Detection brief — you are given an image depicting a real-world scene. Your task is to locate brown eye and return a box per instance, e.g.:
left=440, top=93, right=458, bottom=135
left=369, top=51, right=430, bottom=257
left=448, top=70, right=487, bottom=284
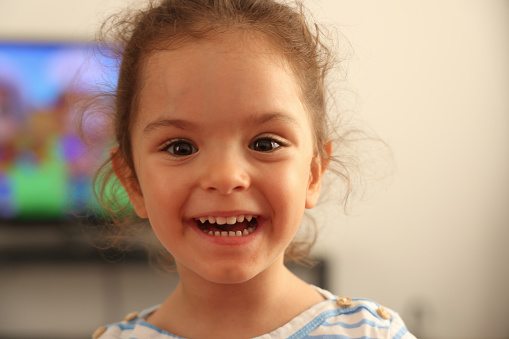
left=250, top=138, right=282, bottom=152
left=163, top=139, right=197, bottom=156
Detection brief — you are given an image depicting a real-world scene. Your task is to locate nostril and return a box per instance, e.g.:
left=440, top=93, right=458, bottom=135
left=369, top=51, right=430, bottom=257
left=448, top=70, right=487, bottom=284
left=200, top=159, right=250, bottom=194
left=203, top=179, right=249, bottom=194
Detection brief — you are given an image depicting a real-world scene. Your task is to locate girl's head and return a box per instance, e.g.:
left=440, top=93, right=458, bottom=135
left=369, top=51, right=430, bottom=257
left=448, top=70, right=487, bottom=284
left=93, top=0, right=352, bottom=269
left=107, top=0, right=334, bottom=175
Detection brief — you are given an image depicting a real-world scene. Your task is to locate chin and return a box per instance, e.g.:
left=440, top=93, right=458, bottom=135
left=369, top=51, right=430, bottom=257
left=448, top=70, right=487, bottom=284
left=197, top=263, right=264, bottom=285
left=209, top=269, right=256, bottom=285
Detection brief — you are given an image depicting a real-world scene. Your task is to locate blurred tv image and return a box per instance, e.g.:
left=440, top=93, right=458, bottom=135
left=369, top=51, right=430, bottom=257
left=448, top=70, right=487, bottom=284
left=0, top=42, right=118, bottom=221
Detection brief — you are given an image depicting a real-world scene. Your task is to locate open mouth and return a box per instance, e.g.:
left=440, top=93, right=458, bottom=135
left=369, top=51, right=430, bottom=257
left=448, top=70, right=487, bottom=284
left=195, top=215, right=258, bottom=237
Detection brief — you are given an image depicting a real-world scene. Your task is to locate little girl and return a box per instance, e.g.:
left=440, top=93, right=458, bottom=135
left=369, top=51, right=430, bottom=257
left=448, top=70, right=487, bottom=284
left=89, top=0, right=415, bottom=338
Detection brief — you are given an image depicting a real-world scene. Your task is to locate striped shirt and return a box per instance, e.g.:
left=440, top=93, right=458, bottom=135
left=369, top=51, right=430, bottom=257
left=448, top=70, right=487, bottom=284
left=94, top=286, right=415, bottom=339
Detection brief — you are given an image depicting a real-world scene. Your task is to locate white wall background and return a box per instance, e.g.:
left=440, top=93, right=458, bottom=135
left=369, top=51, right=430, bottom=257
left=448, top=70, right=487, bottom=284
left=1, top=1, right=508, bottom=338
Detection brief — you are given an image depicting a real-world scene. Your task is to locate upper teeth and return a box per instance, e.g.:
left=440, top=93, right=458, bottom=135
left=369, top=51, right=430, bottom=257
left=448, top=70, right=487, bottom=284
left=198, top=215, right=254, bottom=225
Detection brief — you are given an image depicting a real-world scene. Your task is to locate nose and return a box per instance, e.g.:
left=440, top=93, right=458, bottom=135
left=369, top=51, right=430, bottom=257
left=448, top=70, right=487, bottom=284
left=199, top=150, right=250, bottom=195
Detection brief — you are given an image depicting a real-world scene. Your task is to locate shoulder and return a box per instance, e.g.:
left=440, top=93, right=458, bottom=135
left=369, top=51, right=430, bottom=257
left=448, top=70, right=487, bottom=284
left=91, top=306, right=182, bottom=339
left=271, top=286, right=416, bottom=339
left=91, top=289, right=416, bottom=339
left=322, top=296, right=415, bottom=339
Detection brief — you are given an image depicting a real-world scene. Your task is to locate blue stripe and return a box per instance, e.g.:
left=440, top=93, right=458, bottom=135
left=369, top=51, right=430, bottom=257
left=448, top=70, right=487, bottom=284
left=107, top=323, right=135, bottom=331
left=288, top=306, right=390, bottom=339
left=392, top=326, right=408, bottom=339
left=351, top=298, right=379, bottom=304
left=323, top=318, right=390, bottom=330
left=340, top=305, right=388, bottom=320
left=137, top=321, right=185, bottom=338
left=305, top=335, right=379, bottom=339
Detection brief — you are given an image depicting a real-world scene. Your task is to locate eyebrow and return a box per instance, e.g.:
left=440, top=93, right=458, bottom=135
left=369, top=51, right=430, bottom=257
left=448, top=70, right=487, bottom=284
left=142, top=111, right=299, bottom=135
left=143, top=118, right=198, bottom=134
left=250, top=112, right=300, bottom=128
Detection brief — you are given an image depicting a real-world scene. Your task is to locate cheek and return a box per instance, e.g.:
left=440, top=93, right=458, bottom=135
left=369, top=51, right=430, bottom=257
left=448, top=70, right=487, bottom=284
left=140, top=171, right=191, bottom=253
left=137, top=164, right=188, bottom=219
left=263, top=158, right=311, bottom=210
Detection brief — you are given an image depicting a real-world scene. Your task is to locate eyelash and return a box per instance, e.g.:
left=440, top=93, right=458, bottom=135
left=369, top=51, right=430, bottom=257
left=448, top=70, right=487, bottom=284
left=249, top=135, right=287, bottom=153
left=160, top=138, right=197, bottom=157
left=159, top=135, right=287, bottom=157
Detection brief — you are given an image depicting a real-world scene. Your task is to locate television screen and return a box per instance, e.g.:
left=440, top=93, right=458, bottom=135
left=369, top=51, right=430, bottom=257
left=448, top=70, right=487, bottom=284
left=0, top=41, right=118, bottom=221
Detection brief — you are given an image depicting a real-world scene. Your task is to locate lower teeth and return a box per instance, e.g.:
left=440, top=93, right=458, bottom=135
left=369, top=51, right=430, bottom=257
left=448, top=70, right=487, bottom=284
left=203, top=227, right=256, bottom=237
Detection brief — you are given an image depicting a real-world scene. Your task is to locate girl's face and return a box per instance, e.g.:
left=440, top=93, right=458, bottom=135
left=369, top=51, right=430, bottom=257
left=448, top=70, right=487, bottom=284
left=116, top=34, right=325, bottom=284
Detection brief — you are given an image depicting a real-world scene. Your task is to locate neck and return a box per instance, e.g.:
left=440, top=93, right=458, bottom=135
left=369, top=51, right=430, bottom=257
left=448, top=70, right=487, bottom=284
left=179, top=256, right=288, bottom=314
left=149, top=257, right=323, bottom=339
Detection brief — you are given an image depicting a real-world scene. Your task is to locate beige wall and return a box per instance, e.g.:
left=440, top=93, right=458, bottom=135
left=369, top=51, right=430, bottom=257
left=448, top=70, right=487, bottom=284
left=306, top=1, right=509, bottom=338
left=1, top=1, right=508, bottom=338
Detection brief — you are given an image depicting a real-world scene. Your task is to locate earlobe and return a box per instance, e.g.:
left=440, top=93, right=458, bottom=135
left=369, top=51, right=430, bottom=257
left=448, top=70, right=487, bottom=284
left=110, top=147, right=148, bottom=218
left=305, top=141, right=332, bottom=209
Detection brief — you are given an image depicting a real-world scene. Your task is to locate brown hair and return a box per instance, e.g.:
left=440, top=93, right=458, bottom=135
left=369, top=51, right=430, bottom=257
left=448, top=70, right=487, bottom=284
left=86, top=0, right=363, bottom=266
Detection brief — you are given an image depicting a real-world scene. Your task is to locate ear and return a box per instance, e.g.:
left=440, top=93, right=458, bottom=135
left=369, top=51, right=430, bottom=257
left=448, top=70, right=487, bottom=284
left=305, top=141, right=332, bottom=209
left=110, top=147, right=148, bottom=218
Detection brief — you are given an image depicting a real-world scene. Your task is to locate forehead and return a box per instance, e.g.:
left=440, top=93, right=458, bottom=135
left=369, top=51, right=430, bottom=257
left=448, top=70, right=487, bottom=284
left=134, top=33, right=309, bottom=127
left=141, top=32, right=294, bottom=91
